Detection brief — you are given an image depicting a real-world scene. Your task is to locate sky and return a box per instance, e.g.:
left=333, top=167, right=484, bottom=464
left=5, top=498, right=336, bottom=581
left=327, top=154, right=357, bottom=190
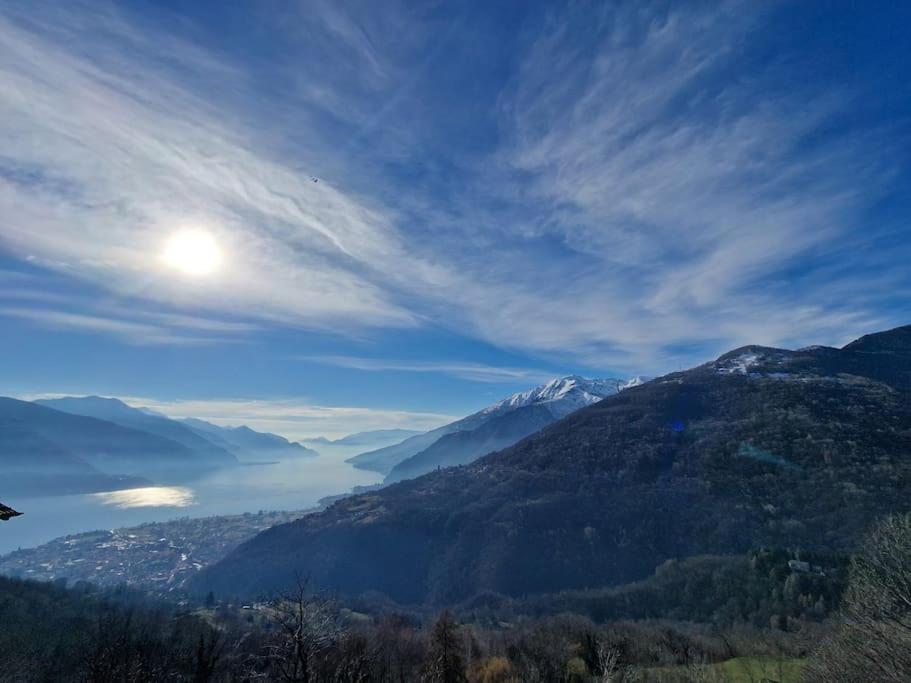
left=1, top=1, right=909, bottom=439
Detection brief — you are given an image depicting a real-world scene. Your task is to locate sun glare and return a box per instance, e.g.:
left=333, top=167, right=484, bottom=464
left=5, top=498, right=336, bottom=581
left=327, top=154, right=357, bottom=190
left=162, top=229, right=222, bottom=276
left=90, top=486, right=195, bottom=509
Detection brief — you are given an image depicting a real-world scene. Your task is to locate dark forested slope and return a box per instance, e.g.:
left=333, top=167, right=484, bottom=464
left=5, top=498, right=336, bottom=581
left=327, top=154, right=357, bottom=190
left=197, top=326, right=911, bottom=605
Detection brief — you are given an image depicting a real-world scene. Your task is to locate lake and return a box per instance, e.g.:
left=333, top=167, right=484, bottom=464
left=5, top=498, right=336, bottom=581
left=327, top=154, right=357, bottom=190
left=0, top=449, right=382, bottom=555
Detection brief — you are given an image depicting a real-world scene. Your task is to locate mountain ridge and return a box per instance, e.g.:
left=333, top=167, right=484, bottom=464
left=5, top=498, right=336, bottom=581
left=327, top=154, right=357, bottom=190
left=384, top=375, right=647, bottom=482
left=32, top=396, right=315, bottom=462
left=195, top=325, right=911, bottom=605
left=36, top=396, right=238, bottom=467
left=303, top=429, right=423, bottom=448
left=182, top=418, right=318, bottom=460
left=0, top=397, right=205, bottom=492
left=348, top=375, right=639, bottom=477
left=1, top=396, right=316, bottom=494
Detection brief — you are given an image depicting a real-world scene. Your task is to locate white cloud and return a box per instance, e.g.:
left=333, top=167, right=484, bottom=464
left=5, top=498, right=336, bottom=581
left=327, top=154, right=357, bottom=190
left=0, top=307, right=235, bottom=346
left=0, top=1, right=905, bottom=375
left=433, top=1, right=901, bottom=369
left=0, top=4, right=427, bottom=332
left=300, top=355, right=560, bottom=383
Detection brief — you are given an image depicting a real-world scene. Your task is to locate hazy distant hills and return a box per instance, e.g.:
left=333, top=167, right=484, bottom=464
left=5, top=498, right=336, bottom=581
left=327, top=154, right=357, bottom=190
left=36, top=396, right=238, bottom=467
left=196, top=325, right=911, bottom=605
left=303, top=429, right=423, bottom=450
left=346, top=376, right=643, bottom=480
left=0, top=397, right=198, bottom=494
left=0, top=414, right=145, bottom=494
left=182, top=418, right=318, bottom=460
left=344, top=427, right=463, bottom=476
left=0, top=419, right=95, bottom=474
left=1, top=396, right=316, bottom=495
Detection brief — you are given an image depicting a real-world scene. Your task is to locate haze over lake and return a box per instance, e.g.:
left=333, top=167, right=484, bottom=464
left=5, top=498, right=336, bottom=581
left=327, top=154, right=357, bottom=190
left=0, top=451, right=380, bottom=555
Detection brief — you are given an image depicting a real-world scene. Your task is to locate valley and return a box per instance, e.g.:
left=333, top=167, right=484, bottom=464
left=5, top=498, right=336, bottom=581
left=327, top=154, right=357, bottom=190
left=0, top=455, right=381, bottom=555
left=196, top=326, right=911, bottom=604
left=2, top=2, right=908, bottom=677
left=2, top=325, right=910, bottom=682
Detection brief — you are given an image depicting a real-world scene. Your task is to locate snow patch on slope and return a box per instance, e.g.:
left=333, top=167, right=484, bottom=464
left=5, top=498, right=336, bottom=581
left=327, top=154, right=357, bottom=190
left=715, top=352, right=763, bottom=375
left=482, top=375, right=647, bottom=420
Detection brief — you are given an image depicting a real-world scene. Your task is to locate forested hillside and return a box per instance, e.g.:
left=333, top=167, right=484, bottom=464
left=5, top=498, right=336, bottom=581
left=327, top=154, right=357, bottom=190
left=197, top=326, right=911, bottom=604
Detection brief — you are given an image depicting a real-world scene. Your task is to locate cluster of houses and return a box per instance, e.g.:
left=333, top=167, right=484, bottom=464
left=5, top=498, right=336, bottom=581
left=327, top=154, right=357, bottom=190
left=788, top=559, right=825, bottom=575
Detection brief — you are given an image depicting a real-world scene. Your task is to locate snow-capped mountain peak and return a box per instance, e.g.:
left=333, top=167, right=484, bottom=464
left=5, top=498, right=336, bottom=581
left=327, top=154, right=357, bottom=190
left=619, top=375, right=651, bottom=390
left=482, top=375, right=645, bottom=420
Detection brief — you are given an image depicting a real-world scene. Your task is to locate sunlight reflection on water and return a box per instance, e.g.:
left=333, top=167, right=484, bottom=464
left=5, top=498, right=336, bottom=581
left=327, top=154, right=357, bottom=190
left=90, top=486, right=196, bottom=509
left=3, top=454, right=384, bottom=554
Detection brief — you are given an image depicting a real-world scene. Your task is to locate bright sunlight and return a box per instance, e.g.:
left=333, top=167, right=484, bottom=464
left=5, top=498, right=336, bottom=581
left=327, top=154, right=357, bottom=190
left=162, top=229, right=222, bottom=276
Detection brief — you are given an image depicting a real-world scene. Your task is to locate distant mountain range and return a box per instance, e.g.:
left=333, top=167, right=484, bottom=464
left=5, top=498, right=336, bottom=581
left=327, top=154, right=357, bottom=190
left=302, top=429, right=423, bottom=449
left=2, top=395, right=315, bottom=495
left=182, top=418, right=318, bottom=460
left=1, top=397, right=193, bottom=494
left=195, top=325, right=911, bottom=605
left=36, top=396, right=238, bottom=467
left=347, top=376, right=646, bottom=482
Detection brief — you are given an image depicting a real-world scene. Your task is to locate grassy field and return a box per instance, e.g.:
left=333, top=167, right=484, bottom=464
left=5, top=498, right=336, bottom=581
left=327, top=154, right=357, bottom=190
left=647, top=656, right=805, bottom=682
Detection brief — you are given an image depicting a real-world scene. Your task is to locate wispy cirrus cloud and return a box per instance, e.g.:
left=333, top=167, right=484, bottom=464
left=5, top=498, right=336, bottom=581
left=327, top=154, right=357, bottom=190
left=429, top=1, right=905, bottom=368
left=299, top=355, right=559, bottom=383
left=0, top=2, right=431, bottom=333
left=0, top=271, right=260, bottom=343
left=0, top=307, right=240, bottom=346
left=0, top=1, right=907, bottom=377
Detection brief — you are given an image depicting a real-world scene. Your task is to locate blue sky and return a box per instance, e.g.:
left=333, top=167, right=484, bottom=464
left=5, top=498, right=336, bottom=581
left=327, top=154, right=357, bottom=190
left=1, top=1, right=909, bottom=438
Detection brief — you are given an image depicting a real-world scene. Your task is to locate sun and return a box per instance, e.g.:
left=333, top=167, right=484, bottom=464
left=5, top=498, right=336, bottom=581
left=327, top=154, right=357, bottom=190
left=162, top=229, right=222, bottom=276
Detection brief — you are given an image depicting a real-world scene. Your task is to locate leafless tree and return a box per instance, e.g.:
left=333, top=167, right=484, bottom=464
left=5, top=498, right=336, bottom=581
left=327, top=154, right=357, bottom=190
left=329, top=632, right=373, bottom=683
left=191, top=631, right=224, bottom=683
left=368, top=614, right=426, bottom=682
left=81, top=609, right=176, bottom=682
left=256, top=574, right=343, bottom=683
left=421, top=611, right=467, bottom=683
left=597, top=641, right=621, bottom=682
left=807, top=513, right=911, bottom=682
